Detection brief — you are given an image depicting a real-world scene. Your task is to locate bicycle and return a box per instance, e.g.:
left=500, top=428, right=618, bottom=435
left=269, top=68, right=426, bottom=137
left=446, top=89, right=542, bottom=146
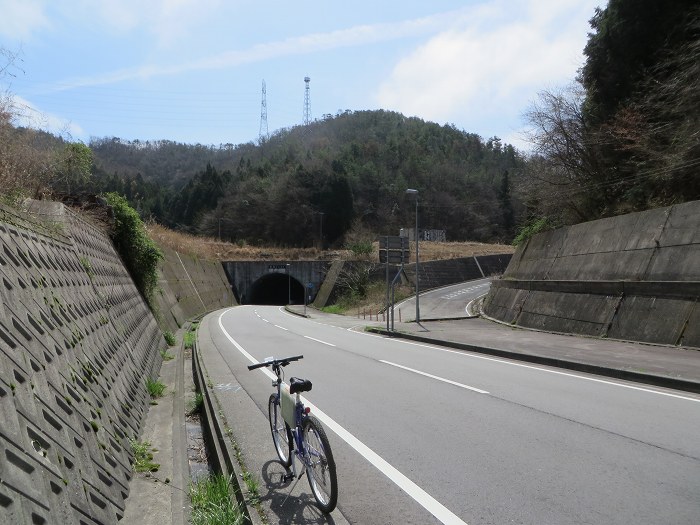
left=247, top=355, right=338, bottom=513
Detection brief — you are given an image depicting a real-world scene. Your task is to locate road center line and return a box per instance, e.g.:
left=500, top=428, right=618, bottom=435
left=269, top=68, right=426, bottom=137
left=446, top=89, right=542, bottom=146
left=217, top=309, right=469, bottom=525
left=274, top=324, right=288, bottom=331
left=380, top=360, right=489, bottom=394
left=304, top=335, right=336, bottom=347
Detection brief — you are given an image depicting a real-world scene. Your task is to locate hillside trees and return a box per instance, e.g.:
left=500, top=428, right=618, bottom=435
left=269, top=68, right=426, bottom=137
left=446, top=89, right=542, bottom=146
left=91, top=110, right=524, bottom=246
left=521, top=0, right=700, bottom=224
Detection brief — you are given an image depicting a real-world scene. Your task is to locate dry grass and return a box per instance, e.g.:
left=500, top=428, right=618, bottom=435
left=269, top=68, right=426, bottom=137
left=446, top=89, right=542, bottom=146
left=145, top=222, right=515, bottom=262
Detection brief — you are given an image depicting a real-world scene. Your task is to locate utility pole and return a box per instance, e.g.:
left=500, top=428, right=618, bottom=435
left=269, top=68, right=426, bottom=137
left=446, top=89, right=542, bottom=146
left=259, top=79, right=269, bottom=142
left=406, top=189, right=420, bottom=323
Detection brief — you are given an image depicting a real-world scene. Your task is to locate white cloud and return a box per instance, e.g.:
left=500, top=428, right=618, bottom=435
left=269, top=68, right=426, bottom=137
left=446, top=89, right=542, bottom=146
left=87, top=0, right=226, bottom=48
left=46, top=8, right=470, bottom=91
left=12, top=94, right=85, bottom=139
left=0, top=0, right=50, bottom=40
left=374, top=0, right=599, bottom=131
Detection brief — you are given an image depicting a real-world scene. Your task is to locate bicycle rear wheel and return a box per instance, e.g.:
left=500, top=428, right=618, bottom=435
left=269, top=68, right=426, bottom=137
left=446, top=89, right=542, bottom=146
left=268, top=394, right=292, bottom=467
left=303, top=416, right=337, bottom=513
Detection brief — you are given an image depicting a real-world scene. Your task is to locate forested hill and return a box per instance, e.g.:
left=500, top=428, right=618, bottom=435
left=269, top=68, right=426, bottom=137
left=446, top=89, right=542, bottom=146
left=90, top=110, right=523, bottom=247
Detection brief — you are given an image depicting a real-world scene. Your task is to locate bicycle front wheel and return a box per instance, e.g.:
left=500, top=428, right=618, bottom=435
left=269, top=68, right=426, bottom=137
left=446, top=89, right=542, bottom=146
left=303, top=416, right=338, bottom=513
left=268, top=394, right=292, bottom=467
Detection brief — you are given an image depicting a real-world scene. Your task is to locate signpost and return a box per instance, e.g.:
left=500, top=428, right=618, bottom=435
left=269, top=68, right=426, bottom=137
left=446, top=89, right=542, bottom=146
left=379, top=236, right=410, bottom=264
left=379, top=236, right=410, bottom=331
left=305, top=282, right=314, bottom=316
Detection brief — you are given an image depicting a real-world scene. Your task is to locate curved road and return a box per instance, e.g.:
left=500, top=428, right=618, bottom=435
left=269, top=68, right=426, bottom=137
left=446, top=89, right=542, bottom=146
left=200, top=302, right=700, bottom=524
left=396, top=278, right=492, bottom=321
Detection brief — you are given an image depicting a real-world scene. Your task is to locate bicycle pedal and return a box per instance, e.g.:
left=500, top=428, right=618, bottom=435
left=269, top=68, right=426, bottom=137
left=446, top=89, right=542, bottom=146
left=282, top=473, right=294, bottom=483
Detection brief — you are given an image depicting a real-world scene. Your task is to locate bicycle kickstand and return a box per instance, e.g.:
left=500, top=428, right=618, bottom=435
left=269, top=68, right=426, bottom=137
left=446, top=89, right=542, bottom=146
left=281, top=466, right=307, bottom=507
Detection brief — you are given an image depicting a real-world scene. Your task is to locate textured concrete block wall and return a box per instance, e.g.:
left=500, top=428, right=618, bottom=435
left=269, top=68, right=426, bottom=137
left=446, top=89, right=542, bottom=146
left=403, top=254, right=512, bottom=291
left=0, top=201, right=164, bottom=524
left=484, top=200, right=700, bottom=347
left=153, top=246, right=235, bottom=332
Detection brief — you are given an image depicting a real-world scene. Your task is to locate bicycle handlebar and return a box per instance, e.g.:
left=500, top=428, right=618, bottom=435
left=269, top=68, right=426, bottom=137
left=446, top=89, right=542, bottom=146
left=247, top=355, right=303, bottom=371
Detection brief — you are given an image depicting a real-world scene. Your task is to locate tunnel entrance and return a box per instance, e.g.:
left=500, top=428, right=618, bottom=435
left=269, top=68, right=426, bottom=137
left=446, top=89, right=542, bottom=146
left=247, top=273, right=306, bottom=305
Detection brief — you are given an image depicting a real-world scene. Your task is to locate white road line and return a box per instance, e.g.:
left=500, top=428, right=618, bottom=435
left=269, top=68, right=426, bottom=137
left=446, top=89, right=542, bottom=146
left=380, top=360, right=489, bottom=394
left=217, top=309, right=469, bottom=525
left=304, top=335, right=336, bottom=347
left=274, top=325, right=288, bottom=331
left=388, top=339, right=700, bottom=403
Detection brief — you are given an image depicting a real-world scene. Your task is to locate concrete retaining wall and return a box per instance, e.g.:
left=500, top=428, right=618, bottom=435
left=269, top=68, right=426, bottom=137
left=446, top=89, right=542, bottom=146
left=0, top=201, right=164, bottom=524
left=0, top=196, right=240, bottom=524
left=153, top=246, right=236, bottom=333
left=403, top=253, right=512, bottom=291
left=483, top=200, right=700, bottom=347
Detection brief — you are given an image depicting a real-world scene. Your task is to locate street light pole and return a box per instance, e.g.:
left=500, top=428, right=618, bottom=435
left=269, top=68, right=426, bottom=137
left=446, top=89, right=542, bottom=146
left=320, top=212, right=324, bottom=249
left=406, top=189, right=420, bottom=323
left=286, top=263, right=291, bottom=305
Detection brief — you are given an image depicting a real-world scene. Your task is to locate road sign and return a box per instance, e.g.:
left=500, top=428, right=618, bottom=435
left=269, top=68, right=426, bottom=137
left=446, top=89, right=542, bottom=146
left=379, top=235, right=410, bottom=264
left=379, top=236, right=409, bottom=250
left=379, top=249, right=411, bottom=264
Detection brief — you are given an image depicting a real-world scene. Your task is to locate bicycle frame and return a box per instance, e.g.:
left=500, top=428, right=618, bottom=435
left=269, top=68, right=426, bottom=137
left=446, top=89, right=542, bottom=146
left=274, top=373, right=312, bottom=479
left=249, top=354, right=337, bottom=513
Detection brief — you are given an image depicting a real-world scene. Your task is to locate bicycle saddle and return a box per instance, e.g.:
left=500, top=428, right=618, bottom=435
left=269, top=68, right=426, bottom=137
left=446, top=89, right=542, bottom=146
left=289, top=377, right=312, bottom=394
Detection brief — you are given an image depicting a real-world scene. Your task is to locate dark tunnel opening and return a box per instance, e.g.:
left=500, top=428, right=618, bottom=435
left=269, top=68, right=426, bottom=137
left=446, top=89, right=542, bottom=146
left=247, top=273, right=307, bottom=305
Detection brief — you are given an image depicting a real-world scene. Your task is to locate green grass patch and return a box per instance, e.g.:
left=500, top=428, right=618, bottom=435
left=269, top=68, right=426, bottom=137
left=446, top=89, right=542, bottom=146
left=163, top=331, right=176, bottom=346
left=130, top=439, right=160, bottom=473
left=241, top=471, right=261, bottom=506
left=189, top=474, right=244, bottom=525
left=146, top=378, right=166, bottom=398
left=187, top=393, right=204, bottom=415
left=320, top=304, right=344, bottom=314
left=184, top=323, right=198, bottom=349
left=160, top=349, right=175, bottom=361
left=512, top=216, right=559, bottom=246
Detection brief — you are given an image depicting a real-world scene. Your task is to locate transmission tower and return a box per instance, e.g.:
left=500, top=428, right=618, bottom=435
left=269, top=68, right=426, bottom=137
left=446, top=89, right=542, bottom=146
left=303, top=76, right=311, bottom=125
left=259, top=79, right=269, bottom=141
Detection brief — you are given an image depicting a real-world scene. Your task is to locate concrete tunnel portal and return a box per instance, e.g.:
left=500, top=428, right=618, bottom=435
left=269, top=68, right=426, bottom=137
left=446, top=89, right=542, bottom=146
left=247, top=272, right=306, bottom=305
left=223, top=261, right=327, bottom=306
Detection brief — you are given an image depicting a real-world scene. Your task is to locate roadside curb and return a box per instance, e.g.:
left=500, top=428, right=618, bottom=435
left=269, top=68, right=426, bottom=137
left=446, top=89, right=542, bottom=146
left=366, top=327, right=700, bottom=394
left=284, top=304, right=310, bottom=317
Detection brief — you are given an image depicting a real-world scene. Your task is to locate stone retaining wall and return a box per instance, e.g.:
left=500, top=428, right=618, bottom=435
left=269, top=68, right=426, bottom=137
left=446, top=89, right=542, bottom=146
left=483, top=200, right=700, bottom=347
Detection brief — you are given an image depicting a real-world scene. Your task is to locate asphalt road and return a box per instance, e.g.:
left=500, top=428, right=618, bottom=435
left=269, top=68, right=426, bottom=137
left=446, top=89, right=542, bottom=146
left=209, top=305, right=700, bottom=524
left=395, top=278, right=492, bottom=321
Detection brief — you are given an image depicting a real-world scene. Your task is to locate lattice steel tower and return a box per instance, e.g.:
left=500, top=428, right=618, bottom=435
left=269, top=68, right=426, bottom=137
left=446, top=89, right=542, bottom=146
left=303, top=76, right=311, bottom=125
left=259, top=79, right=269, bottom=141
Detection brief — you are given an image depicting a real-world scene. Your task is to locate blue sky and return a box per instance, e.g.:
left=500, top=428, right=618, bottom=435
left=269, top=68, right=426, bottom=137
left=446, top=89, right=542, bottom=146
left=1, top=0, right=601, bottom=151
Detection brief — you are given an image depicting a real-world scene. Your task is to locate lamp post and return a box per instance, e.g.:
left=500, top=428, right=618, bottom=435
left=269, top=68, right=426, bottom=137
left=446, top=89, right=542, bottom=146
left=319, top=211, right=324, bottom=249
left=406, top=188, right=420, bottom=323
left=218, top=217, right=234, bottom=242
left=286, top=263, right=291, bottom=305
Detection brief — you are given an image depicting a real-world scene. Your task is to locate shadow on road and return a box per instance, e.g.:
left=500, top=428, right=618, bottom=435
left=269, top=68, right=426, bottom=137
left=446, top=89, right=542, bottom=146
left=260, top=460, right=339, bottom=525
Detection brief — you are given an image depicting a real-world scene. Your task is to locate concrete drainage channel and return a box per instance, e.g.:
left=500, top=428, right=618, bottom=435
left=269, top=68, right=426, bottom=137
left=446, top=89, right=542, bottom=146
left=191, top=331, right=257, bottom=525
left=182, top=332, right=211, bottom=484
